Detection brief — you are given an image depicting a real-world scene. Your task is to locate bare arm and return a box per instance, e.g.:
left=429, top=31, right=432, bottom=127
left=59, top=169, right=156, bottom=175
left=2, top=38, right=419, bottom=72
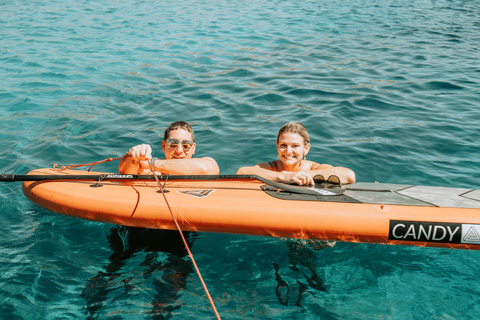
left=236, top=165, right=284, bottom=181
left=149, top=157, right=219, bottom=175
left=118, top=144, right=219, bottom=175
left=236, top=162, right=355, bottom=185
left=120, top=156, right=219, bottom=175
left=118, top=144, right=152, bottom=174
left=118, top=154, right=145, bottom=174
left=308, top=163, right=356, bottom=184
left=236, top=163, right=315, bottom=185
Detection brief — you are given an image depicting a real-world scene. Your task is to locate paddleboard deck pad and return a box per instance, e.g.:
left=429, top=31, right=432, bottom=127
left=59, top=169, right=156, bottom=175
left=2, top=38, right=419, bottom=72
left=21, top=168, right=480, bottom=250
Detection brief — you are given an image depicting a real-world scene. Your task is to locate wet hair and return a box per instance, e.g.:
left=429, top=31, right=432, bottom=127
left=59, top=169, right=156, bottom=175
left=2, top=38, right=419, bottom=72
left=277, top=121, right=310, bottom=145
left=164, top=121, right=195, bottom=141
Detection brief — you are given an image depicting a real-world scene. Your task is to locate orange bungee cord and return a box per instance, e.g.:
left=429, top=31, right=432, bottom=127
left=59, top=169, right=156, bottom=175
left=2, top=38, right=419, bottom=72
left=53, top=157, right=123, bottom=172
left=54, top=157, right=221, bottom=318
left=147, top=159, right=221, bottom=320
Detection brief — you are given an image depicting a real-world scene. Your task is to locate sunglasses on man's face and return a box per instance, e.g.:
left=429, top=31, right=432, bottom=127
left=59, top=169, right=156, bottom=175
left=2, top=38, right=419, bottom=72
left=164, top=139, right=194, bottom=151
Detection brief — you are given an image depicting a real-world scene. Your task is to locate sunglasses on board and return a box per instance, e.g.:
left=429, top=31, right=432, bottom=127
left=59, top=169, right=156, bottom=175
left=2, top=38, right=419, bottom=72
left=163, top=138, right=194, bottom=151
left=314, top=174, right=341, bottom=187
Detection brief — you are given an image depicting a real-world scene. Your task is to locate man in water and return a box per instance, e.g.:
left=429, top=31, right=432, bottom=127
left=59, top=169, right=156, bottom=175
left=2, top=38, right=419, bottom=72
left=83, top=121, right=218, bottom=319
left=119, top=120, right=219, bottom=175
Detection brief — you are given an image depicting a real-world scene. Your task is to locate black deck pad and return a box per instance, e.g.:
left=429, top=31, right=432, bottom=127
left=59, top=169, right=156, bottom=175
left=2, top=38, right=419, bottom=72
left=261, top=186, right=362, bottom=203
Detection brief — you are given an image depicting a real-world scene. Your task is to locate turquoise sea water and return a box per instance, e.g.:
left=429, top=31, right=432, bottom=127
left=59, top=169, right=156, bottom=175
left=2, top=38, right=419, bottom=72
left=1, top=0, right=480, bottom=318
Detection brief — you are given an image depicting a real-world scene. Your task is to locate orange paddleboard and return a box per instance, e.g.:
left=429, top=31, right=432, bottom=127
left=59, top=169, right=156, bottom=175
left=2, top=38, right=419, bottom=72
left=21, top=168, right=480, bottom=250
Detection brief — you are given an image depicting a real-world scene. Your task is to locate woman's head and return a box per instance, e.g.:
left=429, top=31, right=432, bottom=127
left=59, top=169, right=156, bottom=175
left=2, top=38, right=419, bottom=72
left=276, top=122, right=311, bottom=170
left=277, top=121, right=310, bottom=145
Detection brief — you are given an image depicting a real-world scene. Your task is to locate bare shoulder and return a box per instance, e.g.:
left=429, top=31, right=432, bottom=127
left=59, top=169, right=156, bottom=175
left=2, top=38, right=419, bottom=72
left=194, top=157, right=220, bottom=174
left=199, top=157, right=218, bottom=162
left=309, top=161, right=333, bottom=170
left=256, top=160, right=280, bottom=172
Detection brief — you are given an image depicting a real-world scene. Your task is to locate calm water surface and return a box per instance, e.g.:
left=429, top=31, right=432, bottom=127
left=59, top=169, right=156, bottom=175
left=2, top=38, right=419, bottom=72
left=1, top=0, right=480, bottom=319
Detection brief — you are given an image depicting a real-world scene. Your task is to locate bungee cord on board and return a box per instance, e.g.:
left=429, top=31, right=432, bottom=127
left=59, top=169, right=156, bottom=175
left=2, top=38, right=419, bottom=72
left=52, top=156, right=221, bottom=318
left=147, top=159, right=222, bottom=320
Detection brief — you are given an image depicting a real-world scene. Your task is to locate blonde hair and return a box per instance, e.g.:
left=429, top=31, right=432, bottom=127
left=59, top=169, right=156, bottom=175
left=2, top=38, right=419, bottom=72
left=277, top=121, right=310, bottom=144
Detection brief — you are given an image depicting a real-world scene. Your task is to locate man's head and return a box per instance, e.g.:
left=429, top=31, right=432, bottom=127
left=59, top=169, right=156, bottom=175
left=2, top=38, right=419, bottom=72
left=162, top=121, right=196, bottom=159
left=164, top=121, right=195, bottom=142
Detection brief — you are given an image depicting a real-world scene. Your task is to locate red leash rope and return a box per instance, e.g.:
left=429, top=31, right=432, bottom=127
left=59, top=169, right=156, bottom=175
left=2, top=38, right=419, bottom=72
left=53, top=157, right=123, bottom=172
left=55, top=157, right=221, bottom=318
left=148, top=160, right=221, bottom=320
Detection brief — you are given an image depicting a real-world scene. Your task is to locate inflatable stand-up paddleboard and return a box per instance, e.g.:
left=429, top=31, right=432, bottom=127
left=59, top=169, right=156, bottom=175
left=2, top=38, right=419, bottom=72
left=10, top=168, right=480, bottom=250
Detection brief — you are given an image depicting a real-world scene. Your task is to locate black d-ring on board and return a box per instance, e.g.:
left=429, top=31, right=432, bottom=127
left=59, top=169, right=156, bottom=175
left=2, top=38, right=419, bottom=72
left=90, top=174, right=106, bottom=187
left=156, top=174, right=170, bottom=193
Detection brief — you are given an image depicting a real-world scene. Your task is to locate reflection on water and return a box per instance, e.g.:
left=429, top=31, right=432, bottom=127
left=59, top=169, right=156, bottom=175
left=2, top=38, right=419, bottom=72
left=271, top=239, right=340, bottom=319
left=81, top=226, right=196, bottom=319
left=273, top=240, right=334, bottom=306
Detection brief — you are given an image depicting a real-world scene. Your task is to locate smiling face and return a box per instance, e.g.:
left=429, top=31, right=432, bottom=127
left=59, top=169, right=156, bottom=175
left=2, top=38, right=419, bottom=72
left=162, top=128, right=196, bottom=159
left=276, top=132, right=310, bottom=171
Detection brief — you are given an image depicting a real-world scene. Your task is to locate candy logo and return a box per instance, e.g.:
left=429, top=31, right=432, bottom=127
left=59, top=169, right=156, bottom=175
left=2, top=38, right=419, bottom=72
left=389, top=220, right=480, bottom=244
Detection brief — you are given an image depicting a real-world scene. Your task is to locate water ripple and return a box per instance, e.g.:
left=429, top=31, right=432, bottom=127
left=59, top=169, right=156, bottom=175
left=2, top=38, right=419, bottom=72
left=1, top=0, right=480, bottom=318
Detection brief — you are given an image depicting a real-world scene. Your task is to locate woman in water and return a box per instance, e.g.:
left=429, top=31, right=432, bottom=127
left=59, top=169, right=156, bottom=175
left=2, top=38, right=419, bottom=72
left=236, top=121, right=355, bottom=186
